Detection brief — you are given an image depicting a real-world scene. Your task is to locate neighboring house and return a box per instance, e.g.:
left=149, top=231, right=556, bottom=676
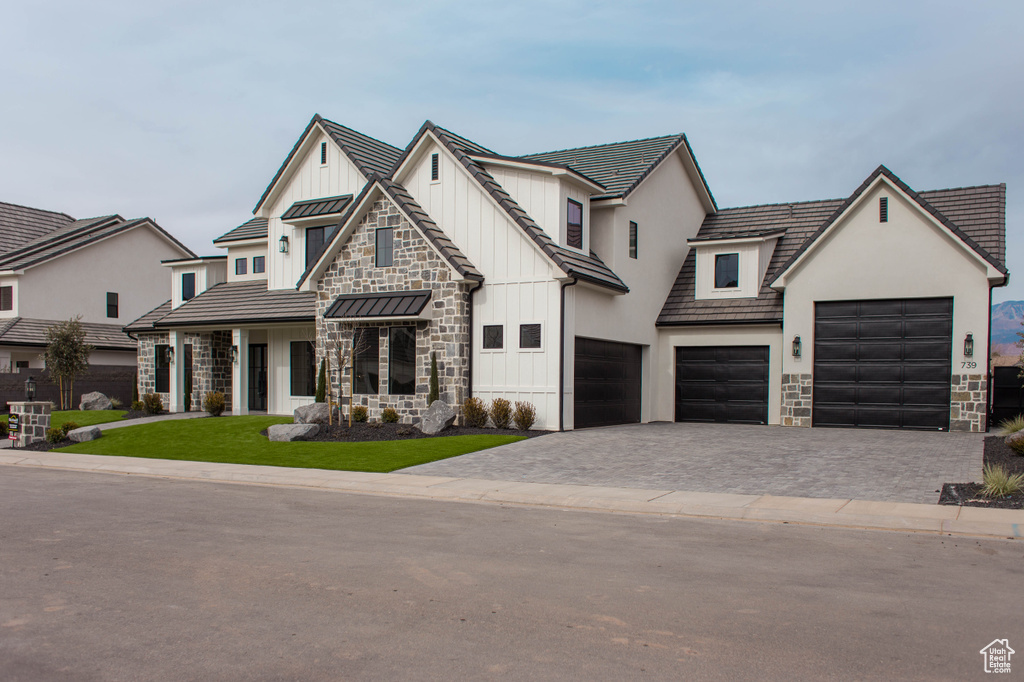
left=0, top=201, right=196, bottom=371
left=127, top=114, right=1007, bottom=432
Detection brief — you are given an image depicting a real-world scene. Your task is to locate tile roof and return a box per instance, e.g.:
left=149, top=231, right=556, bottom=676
left=213, top=217, right=269, bottom=244
left=123, top=300, right=172, bottom=334
left=152, top=281, right=316, bottom=328
left=0, top=317, right=136, bottom=351
left=281, top=195, right=353, bottom=221
left=658, top=170, right=1008, bottom=326
left=0, top=201, right=75, bottom=255
left=325, top=290, right=432, bottom=319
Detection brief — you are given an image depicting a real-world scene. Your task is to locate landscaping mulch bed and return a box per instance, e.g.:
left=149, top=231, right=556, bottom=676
left=939, top=436, right=1024, bottom=509
left=11, top=437, right=73, bottom=452
left=263, top=422, right=551, bottom=443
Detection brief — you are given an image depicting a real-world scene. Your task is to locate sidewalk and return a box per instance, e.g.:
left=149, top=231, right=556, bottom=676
left=1, top=450, right=1021, bottom=540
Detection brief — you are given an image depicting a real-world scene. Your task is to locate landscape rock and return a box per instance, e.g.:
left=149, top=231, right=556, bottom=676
left=418, top=400, right=456, bottom=435
left=293, top=403, right=337, bottom=425
left=68, top=425, right=102, bottom=442
left=268, top=423, right=320, bottom=442
left=1005, top=430, right=1024, bottom=453
left=79, top=392, right=113, bottom=411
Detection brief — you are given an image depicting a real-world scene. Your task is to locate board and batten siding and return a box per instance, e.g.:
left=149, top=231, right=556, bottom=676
left=266, top=131, right=368, bottom=291
left=483, top=166, right=592, bottom=253
left=399, top=141, right=564, bottom=429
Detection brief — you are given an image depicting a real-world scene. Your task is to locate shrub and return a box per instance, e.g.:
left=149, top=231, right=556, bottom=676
left=315, top=359, right=327, bottom=403
left=513, top=401, right=537, bottom=431
left=60, top=421, right=80, bottom=437
left=130, top=400, right=144, bottom=412
left=45, top=427, right=65, bottom=444
left=381, top=407, right=399, bottom=423
left=428, top=352, right=440, bottom=404
left=462, top=397, right=488, bottom=428
left=351, top=405, right=368, bottom=422
left=203, top=391, right=226, bottom=417
left=109, top=397, right=123, bottom=409
left=981, top=464, right=1024, bottom=498
left=490, top=398, right=512, bottom=430
left=998, top=415, right=1024, bottom=436
left=142, top=393, right=163, bottom=415
left=132, top=373, right=139, bottom=404
left=397, top=427, right=414, bottom=436
left=0, top=421, right=7, bottom=438
left=369, top=421, right=383, bottom=429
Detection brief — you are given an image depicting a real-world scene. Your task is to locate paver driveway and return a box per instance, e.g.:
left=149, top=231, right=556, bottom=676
left=404, top=422, right=985, bottom=504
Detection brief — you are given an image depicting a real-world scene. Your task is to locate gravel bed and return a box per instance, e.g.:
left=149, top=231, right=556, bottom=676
left=939, top=435, right=1024, bottom=509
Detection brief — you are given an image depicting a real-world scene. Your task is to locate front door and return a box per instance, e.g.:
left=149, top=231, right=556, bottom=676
left=248, top=344, right=268, bottom=411
left=183, top=344, right=194, bottom=411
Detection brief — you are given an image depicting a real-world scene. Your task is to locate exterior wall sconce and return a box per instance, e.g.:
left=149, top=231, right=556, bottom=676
left=279, top=235, right=289, bottom=253
left=165, top=346, right=175, bottom=364
left=964, top=333, right=974, bottom=357
left=230, top=345, right=239, bottom=364
left=25, top=375, right=36, bottom=400
left=792, top=335, right=802, bottom=358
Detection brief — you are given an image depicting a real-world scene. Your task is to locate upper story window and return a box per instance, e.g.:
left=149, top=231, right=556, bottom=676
left=253, top=256, right=265, bottom=274
left=566, top=199, right=583, bottom=249
left=106, top=292, right=118, bottom=318
left=431, top=153, right=439, bottom=182
left=376, top=227, right=394, bottom=267
left=235, top=258, right=247, bottom=276
left=0, top=286, right=12, bottom=311
left=629, top=221, right=638, bottom=259
left=181, top=273, right=196, bottom=301
left=320, top=141, right=327, bottom=165
left=714, top=253, right=739, bottom=289
left=306, top=226, right=325, bottom=268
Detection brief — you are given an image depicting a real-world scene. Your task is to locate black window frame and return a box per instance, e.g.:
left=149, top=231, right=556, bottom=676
left=306, top=226, right=326, bottom=268
left=235, top=258, right=247, bottom=276
left=375, top=227, right=394, bottom=267
left=181, top=273, right=196, bottom=301
left=106, top=292, right=118, bottom=318
left=252, top=256, right=265, bottom=274
left=388, top=326, right=416, bottom=395
left=155, top=344, right=170, bottom=393
left=353, top=328, right=380, bottom=395
left=519, top=323, right=542, bottom=350
left=431, top=153, right=439, bottom=181
left=1, top=285, right=13, bottom=311
left=629, top=221, right=638, bottom=259
left=714, top=253, right=739, bottom=289
left=289, top=341, right=316, bottom=397
left=482, top=325, right=503, bottom=350
left=566, top=198, right=583, bottom=249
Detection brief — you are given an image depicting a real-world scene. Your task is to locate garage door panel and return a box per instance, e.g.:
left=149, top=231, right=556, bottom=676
left=857, top=386, right=902, bottom=404
left=815, top=320, right=860, bottom=339
left=910, top=342, right=952, bottom=361
left=813, top=385, right=856, bottom=404
left=676, top=346, right=768, bottom=425
left=724, top=364, right=767, bottom=382
left=859, top=320, right=904, bottom=339
left=724, top=346, right=770, bottom=362
left=907, top=298, right=953, bottom=316
left=905, top=318, right=952, bottom=337
left=858, top=343, right=903, bottom=361
left=815, top=364, right=858, bottom=383
left=857, top=363, right=903, bottom=383
left=676, top=402, right=717, bottom=422
left=860, top=300, right=904, bottom=317
left=903, top=386, right=952, bottom=405
left=816, top=343, right=859, bottom=361
left=574, top=338, right=642, bottom=429
left=904, top=364, right=949, bottom=383
left=817, top=301, right=860, bottom=318
left=856, top=407, right=903, bottom=428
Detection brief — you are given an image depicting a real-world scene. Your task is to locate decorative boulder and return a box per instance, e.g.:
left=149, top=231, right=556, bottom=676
left=268, top=423, right=319, bottom=442
left=293, top=403, right=336, bottom=425
left=1006, top=430, right=1024, bottom=453
left=68, top=425, right=102, bottom=442
left=79, top=392, right=113, bottom=411
left=418, top=400, right=456, bottom=435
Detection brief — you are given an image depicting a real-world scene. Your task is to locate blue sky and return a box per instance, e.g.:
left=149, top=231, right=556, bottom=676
left=2, top=1, right=1021, bottom=300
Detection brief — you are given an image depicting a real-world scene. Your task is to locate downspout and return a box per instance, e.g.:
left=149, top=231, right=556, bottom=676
left=986, top=271, right=1009, bottom=432
left=558, top=278, right=579, bottom=432
left=466, top=279, right=483, bottom=400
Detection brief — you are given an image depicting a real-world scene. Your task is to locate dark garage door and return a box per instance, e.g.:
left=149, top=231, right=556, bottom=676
left=813, top=298, right=952, bottom=430
left=675, top=346, right=769, bottom=424
left=574, top=337, right=642, bottom=429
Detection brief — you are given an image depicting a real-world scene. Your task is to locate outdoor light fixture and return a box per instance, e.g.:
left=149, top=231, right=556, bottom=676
left=165, top=346, right=175, bottom=364
left=964, top=333, right=974, bottom=357
left=792, top=335, right=802, bottom=358
left=279, top=235, right=289, bottom=253
left=230, top=345, right=239, bottom=364
left=24, top=376, right=36, bottom=401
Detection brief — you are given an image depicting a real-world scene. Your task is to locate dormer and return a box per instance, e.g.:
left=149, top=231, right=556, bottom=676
left=162, top=257, right=227, bottom=309
left=690, top=230, right=784, bottom=300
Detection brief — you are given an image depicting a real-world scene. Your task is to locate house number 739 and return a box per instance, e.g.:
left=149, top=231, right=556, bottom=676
left=962, top=361, right=977, bottom=369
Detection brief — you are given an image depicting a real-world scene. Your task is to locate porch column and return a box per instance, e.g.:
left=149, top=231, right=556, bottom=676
left=232, top=328, right=249, bottom=415
left=168, top=330, right=185, bottom=413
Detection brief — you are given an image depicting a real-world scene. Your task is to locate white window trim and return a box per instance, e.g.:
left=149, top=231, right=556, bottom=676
left=480, top=323, right=505, bottom=353
left=517, top=322, right=544, bottom=353
left=711, top=252, right=741, bottom=292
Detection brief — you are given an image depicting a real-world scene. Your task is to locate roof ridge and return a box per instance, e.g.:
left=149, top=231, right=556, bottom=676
left=429, top=122, right=498, bottom=155
left=0, top=216, right=125, bottom=266
left=713, top=197, right=848, bottom=212
left=522, top=133, right=684, bottom=158
left=919, top=183, right=1006, bottom=194
left=0, top=200, right=75, bottom=221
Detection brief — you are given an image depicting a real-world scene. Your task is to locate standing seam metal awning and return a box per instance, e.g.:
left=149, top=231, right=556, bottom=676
left=324, top=290, right=432, bottom=319
left=281, top=195, right=353, bottom=221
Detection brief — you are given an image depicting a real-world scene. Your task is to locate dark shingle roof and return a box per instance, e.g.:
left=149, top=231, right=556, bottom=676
left=0, top=201, right=75, bottom=255
left=325, top=290, right=432, bottom=319
left=123, top=300, right=172, bottom=334
left=522, top=134, right=714, bottom=205
left=658, top=169, right=1008, bottom=327
left=213, top=217, right=269, bottom=245
left=281, top=195, right=353, bottom=221
left=0, top=317, right=136, bottom=351
left=153, top=281, right=315, bottom=327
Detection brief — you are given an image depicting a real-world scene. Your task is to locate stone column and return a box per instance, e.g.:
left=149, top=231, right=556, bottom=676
left=8, top=401, right=52, bottom=447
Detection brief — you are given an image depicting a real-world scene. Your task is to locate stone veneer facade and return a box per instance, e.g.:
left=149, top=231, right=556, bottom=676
left=9, top=401, right=51, bottom=446
left=137, top=330, right=233, bottom=410
left=316, top=196, right=471, bottom=424
left=949, top=373, right=987, bottom=432
left=137, top=332, right=170, bottom=404
left=780, top=373, right=813, bottom=427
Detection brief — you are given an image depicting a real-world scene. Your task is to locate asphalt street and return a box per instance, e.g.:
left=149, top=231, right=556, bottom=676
left=1, top=467, right=1021, bottom=681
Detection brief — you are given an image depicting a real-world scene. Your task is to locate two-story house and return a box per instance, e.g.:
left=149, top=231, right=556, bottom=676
left=127, top=114, right=1007, bottom=432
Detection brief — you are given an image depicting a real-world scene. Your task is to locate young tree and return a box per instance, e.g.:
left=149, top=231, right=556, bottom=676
left=428, top=351, right=440, bottom=404
left=43, top=317, right=94, bottom=409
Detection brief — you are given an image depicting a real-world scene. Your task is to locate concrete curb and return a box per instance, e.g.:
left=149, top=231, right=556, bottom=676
left=1, top=451, right=1021, bottom=540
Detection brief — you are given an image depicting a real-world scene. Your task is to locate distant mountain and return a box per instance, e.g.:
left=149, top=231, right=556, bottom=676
left=991, top=300, right=1024, bottom=346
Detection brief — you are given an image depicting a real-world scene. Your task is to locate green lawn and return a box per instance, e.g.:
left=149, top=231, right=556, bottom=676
left=2, top=410, right=128, bottom=429
left=56, top=415, right=524, bottom=473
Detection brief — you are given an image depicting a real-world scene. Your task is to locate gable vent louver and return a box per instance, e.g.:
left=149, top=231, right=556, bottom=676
left=431, top=153, right=439, bottom=181
left=321, top=142, right=327, bottom=165
left=879, top=196, right=888, bottom=223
